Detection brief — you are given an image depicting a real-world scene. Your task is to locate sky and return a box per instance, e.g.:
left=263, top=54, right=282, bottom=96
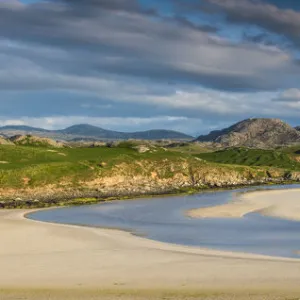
left=2, top=0, right=300, bottom=135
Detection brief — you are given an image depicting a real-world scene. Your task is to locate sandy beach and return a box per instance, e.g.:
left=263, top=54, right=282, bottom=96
left=188, top=188, right=300, bottom=221
left=1, top=189, right=300, bottom=299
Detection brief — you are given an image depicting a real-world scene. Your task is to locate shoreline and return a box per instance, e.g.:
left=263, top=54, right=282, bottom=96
left=25, top=184, right=300, bottom=259
left=2, top=188, right=300, bottom=298
left=23, top=208, right=298, bottom=263
left=0, top=180, right=297, bottom=209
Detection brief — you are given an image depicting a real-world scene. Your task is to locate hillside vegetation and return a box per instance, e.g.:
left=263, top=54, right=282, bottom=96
left=197, top=148, right=300, bottom=170
left=0, top=143, right=292, bottom=208
left=1, top=131, right=300, bottom=208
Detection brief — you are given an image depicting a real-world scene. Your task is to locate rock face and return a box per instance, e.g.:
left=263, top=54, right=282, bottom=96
left=196, top=118, right=300, bottom=148
left=10, top=135, right=64, bottom=148
left=0, top=136, right=14, bottom=146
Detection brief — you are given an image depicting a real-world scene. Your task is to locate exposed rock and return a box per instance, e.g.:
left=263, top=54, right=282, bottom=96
left=10, top=135, right=65, bottom=148
left=196, top=118, right=300, bottom=148
left=0, top=136, right=15, bottom=146
left=134, top=145, right=151, bottom=153
left=98, top=162, right=107, bottom=168
left=286, top=171, right=300, bottom=181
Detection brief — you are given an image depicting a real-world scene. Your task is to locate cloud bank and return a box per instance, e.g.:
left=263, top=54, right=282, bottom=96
left=1, top=0, right=300, bottom=133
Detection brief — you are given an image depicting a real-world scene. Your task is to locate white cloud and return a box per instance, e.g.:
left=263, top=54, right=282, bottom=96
left=0, top=1, right=300, bottom=92
left=273, top=88, right=300, bottom=102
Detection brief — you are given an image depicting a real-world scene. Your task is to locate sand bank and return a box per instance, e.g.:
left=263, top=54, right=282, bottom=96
left=188, top=188, right=300, bottom=221
left=0, top=190, right=300, bottom=298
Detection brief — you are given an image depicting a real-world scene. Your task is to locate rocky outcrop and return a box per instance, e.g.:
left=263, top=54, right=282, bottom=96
left=0, top=136, right=15, bottom=146
left=10, top=135, right=64, bottom=148
left=196, top=118, right=300, bottom=148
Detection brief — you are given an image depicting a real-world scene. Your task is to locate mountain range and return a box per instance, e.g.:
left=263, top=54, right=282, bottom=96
left=0, top=124, right=193, bottom=141
left=2, top=118, right=300, bottom=148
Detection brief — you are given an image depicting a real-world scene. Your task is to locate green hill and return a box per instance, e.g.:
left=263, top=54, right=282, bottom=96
left=196, top=147, right=300, bottom=170
left=0, top=143, right=293, bottom=208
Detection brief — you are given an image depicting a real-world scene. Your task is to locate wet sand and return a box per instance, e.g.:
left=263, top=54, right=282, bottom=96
left=1, top=189, right=300, bottom=299
left=188, top=188, right=300, bottom=221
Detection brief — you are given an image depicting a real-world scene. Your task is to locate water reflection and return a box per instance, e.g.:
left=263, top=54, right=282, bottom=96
left=28, top=185, right=300, bottom=258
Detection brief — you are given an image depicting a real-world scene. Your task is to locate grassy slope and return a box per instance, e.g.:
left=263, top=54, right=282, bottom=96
left=196, top=147, right=300, bottom=170
left=1, top=143, right=299, bottom=207
left=167, top=143, right=213, bottom=154
left=0, top=144, right=195, bottom=188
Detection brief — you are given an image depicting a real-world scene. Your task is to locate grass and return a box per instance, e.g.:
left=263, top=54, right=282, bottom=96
left=168, top=143, right=212, bottom=154
left=0, top=142, right=299, bottom=208
left=196, top=147, right=300, bottom=170
left=0, top=144, right=188, bottom=188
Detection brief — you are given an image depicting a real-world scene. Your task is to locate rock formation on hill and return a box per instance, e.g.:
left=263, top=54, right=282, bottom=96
left=196, top=118, right=300, bottom=148
left=10, top=135, right=64, bottom=148
left=0, top=136, right=14, bottom=146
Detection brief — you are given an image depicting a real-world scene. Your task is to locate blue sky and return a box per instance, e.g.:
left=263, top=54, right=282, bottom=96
left=1, top=0, right=300, bottom=135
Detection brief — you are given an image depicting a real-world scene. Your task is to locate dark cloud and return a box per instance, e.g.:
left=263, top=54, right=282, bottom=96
left=201, top=0, right=300, bottom=47
left=0, top=0, right=299, bottom=92
left=242, top=32, right=290, bottom=47
left=57, top=0, right=141, bottom=12
left=171, top=15, right=219, bottom=33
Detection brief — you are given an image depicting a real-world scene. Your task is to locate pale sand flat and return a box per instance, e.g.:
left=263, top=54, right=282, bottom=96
left=0, top=289, right=299, bottom=300
left=0, top=189, right=300, bottom=298
left=188, top=188, right=300, bottom=221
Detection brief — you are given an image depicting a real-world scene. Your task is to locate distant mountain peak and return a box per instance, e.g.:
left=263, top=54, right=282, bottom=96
left=0, top=125, right=50, bottom=132
left=0, top=124, right=193, bottom=141
left=65, top=124, right=102, bottom=130
left=196, top=118, right=300, bottom=148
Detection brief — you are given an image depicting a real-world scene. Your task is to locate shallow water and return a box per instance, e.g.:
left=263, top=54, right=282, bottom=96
left=28, top=184, right=300, bottom=258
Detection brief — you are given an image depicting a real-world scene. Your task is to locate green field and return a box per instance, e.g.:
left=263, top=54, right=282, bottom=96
left=1, top=143, right=299, bottom=190
left=0, top=144, right=190, bottom=188
left=1, top=141, right=300, bottom=208
left=196, top=147, right=300, bottom=170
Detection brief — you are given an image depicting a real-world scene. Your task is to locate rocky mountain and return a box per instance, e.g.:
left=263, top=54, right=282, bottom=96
left=0, top=124, right=193, bottom=141
left=196, top=118, right=300, bottom=148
